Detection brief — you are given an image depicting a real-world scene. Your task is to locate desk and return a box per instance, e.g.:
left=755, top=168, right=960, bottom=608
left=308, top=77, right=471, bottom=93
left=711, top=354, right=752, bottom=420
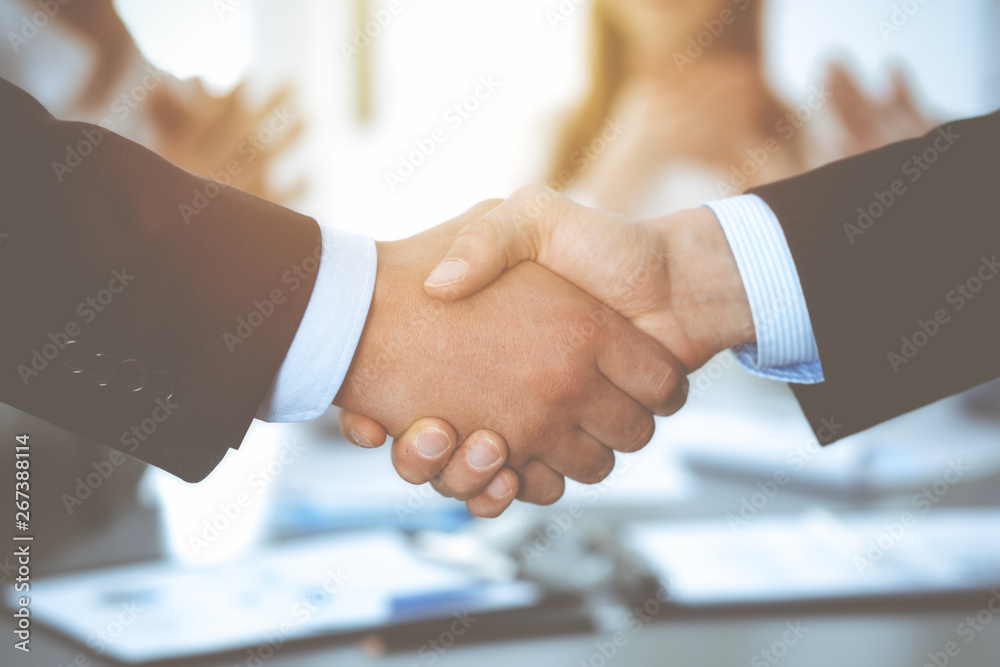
left=5, top=606, right=1000, bottom=666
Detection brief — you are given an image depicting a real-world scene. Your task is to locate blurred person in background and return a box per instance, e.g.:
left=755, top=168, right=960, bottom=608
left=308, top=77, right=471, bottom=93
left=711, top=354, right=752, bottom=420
left=548, top=0, right=938, bottom=217
left=0, top=0, right=305, bottom=202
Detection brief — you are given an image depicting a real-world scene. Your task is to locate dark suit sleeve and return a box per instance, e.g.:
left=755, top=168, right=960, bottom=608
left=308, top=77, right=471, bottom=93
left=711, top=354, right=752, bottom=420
left=0, top=78, right=322, bottom=482
left=748, top=111, right=1000, bottom=443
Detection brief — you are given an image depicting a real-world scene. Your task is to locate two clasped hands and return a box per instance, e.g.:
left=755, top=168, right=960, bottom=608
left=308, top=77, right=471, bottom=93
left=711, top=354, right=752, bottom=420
left=332, top=185, right=756, bottom=517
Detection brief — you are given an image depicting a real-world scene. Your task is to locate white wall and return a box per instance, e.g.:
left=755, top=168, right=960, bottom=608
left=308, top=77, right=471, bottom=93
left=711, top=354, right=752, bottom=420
left=766, top=0, right=1000, bottom=118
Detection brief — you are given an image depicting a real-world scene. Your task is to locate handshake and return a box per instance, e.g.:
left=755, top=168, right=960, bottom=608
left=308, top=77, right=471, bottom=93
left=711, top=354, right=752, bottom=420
left=333, top=185, right=755, bottom=517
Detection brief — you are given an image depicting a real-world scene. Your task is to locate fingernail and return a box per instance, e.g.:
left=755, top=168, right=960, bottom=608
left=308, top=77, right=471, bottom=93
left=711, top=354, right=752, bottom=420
left=415, top=428, right=451, bottom=458
left=350, top=428, right=374, bottom=449
left=425, top=259, right=467, bottom=287
left=486, top=473, right=512, bottom=498
left=468, top=437, right=502, bottom=469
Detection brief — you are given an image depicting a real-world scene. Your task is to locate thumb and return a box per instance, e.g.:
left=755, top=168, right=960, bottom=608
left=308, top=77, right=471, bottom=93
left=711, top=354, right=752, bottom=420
left=424, top=187, right=553, bottom=300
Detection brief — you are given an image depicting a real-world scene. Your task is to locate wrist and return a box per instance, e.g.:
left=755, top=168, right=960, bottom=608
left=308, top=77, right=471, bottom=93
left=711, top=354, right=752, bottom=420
left=650, top=207, right=755, bottom=356
left=334, top=241, right=399, bottom=420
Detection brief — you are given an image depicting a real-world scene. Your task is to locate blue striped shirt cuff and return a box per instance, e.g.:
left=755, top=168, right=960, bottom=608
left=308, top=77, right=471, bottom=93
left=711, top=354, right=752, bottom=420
left=705, top=195, right=824, bottom=384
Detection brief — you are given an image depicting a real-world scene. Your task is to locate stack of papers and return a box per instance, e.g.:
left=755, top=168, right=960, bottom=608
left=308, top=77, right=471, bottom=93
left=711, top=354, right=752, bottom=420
left=10, top=530, right=543, bottom=664
left=624, top=508, right=1000, bottom=606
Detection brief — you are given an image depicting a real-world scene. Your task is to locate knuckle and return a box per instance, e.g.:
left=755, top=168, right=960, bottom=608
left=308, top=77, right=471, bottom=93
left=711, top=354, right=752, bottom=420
left=509, top=184, right=564, bottom=227
left=616, top=411, right=655, bottom=453
left=450, top=489, right=477, bottom=502
left=554, top=309, right=602, bottom=356
left=399, top=464, right=433, bottom=486
left=393, top=443, right=436, bottom=486
left=662, top=378, right=690, bottom=416
left=441, top=473, right=479, bottom=501
left=577, top=455, right=615, bottom=485
left=512, top=183, right=551, bottom=203
left=536, top=366, right=585, bottom=403
left=511, top=420, right=550, bottom=458
left=649, top=365, right=682, bottom=410
left=430, top=477, right=455, bottom=499
left=457, top=219, right=501, bottom=250
left=505, top=446, right=534, bottom=471
left=468, top=502, right=502, bottom=519
left=537, top=484, right=565, bottom=505
left=518, top=465, right=566, bottom=505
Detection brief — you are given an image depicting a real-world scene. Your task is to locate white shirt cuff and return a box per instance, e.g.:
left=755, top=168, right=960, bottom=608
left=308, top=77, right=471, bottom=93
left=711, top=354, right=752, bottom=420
left=256, top=226, right=377, bottom=421
left=704, top=195, right=824, bottom=384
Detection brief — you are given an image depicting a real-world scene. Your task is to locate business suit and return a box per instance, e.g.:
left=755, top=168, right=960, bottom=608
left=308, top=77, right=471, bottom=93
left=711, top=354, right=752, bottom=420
left=749, top=111, right=1000, bottom=442
left=0, top=78, right=319, bottom=482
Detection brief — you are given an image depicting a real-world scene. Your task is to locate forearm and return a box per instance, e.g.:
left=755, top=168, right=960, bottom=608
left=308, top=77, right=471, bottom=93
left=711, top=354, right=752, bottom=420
left=0, top=78, right=320, bottom=481
left=750, top=111, right=1000, bottom=438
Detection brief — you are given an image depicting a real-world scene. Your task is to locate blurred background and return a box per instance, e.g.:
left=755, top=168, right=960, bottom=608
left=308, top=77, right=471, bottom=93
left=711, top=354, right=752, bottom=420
left=2, top=0, right=1000, bottom=665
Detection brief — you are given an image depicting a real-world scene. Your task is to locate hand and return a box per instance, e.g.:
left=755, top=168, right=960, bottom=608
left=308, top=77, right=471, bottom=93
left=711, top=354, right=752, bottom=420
left=147, top=82, right=307, bottom=204
left=334, top=200, right=689, bottom=509
left=423, top=187, right=754, bottom=372
left=340, top=187, right=746, bottom=510
left=54, top=0, right=136, bottom=111
left=340, top=413, right=521, bottom=518
left=825, top=62, right=938, bottom=158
